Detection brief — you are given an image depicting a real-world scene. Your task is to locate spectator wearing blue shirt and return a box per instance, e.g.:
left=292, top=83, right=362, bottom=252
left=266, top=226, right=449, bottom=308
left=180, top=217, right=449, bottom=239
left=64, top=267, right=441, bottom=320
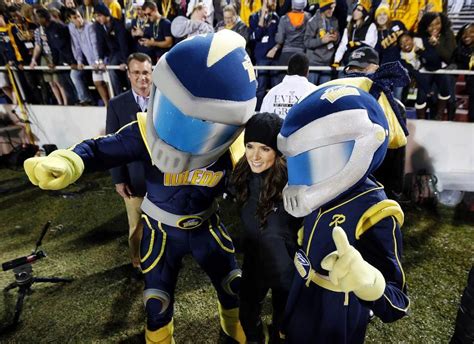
left=249, top=0, right=279, bottom=110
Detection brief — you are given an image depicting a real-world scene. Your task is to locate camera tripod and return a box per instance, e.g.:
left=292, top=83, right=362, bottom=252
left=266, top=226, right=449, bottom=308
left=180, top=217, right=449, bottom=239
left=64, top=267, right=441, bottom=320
left=2, top=221, right=73, bottom=326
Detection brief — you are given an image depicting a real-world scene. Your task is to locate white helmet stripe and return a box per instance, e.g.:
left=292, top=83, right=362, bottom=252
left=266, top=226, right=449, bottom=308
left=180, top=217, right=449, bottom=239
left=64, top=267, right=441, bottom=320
left=278, top=109, right=384, bottom=157
left=153, top=56, right=256, bottom=126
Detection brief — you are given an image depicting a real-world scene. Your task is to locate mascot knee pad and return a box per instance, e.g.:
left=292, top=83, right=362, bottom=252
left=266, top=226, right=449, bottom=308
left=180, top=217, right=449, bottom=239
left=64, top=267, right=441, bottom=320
left=144, top=288, right=171, bottom=319
left=221, top=268, right=242, bottom=296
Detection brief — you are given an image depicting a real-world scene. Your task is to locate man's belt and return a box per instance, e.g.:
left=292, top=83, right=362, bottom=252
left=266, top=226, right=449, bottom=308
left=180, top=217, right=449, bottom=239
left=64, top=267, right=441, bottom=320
left=141, top=196, right=218, bottom=230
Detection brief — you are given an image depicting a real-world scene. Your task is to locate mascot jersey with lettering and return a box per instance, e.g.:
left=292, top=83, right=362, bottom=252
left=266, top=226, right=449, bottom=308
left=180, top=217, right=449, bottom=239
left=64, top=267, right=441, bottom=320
left=23, top=30, right=257, bottom=344
left=278, top=82, right=410, bottom=344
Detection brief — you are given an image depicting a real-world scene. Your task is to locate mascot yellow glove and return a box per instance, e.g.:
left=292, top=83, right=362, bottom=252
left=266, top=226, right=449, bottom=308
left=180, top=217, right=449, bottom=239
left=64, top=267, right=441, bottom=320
left=321, top=226, right=386, bottom=301
left=24, top=149, right=84, bottom=190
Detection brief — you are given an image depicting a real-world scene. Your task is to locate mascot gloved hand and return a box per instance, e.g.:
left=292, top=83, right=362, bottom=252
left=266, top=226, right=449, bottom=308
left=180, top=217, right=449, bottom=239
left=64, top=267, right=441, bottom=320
left=321, top=226, right=386, bottom=301
left=24, top=149, right=84, bottom=190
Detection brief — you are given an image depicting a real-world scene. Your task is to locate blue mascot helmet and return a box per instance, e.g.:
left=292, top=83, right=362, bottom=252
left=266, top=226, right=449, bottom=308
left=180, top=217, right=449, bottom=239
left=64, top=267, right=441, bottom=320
left=145, top=30, right=257, bottom=173
left=278, top=84, right=389, bottom=217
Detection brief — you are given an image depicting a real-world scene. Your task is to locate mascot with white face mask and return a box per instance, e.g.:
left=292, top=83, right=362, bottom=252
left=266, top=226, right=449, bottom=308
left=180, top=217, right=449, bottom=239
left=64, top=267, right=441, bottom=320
left=278, top=81, right=410, bottom=344
left=23, top=30, right=256, bottom=344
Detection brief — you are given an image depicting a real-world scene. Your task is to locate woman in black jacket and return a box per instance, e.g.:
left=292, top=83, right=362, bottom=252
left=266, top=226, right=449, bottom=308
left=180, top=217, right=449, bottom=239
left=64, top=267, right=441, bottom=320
left=416, top=12, right=456, bottom=120
left=231, top=113, right=299, bottom=344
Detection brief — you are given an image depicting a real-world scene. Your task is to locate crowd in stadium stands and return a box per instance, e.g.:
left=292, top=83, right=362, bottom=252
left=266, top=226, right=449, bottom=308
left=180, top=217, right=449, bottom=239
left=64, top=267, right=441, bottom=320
left=0, top=0, right=472, bottom=120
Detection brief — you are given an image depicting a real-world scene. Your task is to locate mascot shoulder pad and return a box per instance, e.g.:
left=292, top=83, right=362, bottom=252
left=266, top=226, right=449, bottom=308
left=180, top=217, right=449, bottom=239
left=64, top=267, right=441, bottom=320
left=355, top=199, right=404, bottom=239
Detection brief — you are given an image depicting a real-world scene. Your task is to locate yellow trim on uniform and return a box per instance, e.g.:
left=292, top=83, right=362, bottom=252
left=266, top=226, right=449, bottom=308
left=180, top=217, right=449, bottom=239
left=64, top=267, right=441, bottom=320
left=229, top=131, right=245, bottom=169
left=305, top=185, right=384, bottom=256
left=391, top=216, right=407, bottom=289
left=213, top=214, right=233, bottom=241
left=137, top=111, right=153, bottom=157
left=116, top=119, right=139, bottom=134
left=141, top=214, right=155, bottom=262
left=217, top=224, right=233, bottom=242
left=209, top=222, right=235, bottom=253
left=141, top=216, right=167, bottom=274
left=306, top=209, right=322, bottom=256
left=355, top=200, right=404, bottom=239
left=383, top=293, right=410, bottom=313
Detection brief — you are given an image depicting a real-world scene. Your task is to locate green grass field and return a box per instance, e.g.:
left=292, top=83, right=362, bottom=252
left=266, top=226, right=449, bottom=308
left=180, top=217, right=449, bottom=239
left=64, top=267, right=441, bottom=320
left=0, top=168, right=472, bottom=343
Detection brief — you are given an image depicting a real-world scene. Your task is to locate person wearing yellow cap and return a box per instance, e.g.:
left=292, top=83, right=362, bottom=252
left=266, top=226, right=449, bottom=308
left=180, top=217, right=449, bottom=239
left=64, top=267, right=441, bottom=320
left=333, top=0, right=376, bottom=67
left=303, top=0, right=339, bottom=85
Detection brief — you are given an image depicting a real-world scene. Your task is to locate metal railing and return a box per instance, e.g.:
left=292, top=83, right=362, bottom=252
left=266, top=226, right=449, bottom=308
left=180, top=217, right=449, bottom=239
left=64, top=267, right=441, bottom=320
left=2, top=64, right=474, bottom=74
left=1, top=64, right=473, bottom=106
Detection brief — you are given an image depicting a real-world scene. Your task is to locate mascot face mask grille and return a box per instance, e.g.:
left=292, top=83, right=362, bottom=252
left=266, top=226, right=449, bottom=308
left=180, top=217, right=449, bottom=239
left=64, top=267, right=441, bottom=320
left=146, top=30, right=257, bottom=173
left=278, top=84, right=389, bottom=218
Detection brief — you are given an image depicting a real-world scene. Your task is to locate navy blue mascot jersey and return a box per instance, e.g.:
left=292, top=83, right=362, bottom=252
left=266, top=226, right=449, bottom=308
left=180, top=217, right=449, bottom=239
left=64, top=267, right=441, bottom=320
left=72, top=120, right=232, bottom=215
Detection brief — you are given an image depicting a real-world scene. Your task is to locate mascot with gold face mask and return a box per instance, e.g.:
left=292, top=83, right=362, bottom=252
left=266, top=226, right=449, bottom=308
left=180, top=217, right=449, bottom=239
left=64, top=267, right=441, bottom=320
left=278, top=76, right=410, bottom=343
left=23, top=30, right=256, bottom=344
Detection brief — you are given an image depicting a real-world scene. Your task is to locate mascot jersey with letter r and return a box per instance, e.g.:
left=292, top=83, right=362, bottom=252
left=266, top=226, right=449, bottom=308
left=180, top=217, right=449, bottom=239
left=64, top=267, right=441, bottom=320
left=23, top=30, right=257, bottom=344
left=278, top=81, right=410, bottom=344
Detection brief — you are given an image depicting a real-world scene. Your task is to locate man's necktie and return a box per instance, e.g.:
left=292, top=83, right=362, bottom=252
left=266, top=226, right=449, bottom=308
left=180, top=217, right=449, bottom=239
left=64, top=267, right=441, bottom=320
left=138, top=96, right=149, bottom=112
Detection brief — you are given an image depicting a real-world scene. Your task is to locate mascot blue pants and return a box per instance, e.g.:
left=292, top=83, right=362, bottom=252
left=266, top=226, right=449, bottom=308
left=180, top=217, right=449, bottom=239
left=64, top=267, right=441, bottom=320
left=140, top=213, right=241, bottom=330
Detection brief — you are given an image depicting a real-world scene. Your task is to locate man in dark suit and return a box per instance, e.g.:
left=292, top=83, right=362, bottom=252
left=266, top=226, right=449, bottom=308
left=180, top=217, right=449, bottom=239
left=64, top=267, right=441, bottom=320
left=105, top=52, right=152, bottom=271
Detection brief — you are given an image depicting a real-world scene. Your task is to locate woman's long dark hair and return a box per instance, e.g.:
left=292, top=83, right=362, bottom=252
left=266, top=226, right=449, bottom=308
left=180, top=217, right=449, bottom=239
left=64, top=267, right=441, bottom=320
left=347, top=7, right=371, bottom=41
left=231, top=153, right=288, bottom=227
left=417, top=12, right=451, bottom=38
